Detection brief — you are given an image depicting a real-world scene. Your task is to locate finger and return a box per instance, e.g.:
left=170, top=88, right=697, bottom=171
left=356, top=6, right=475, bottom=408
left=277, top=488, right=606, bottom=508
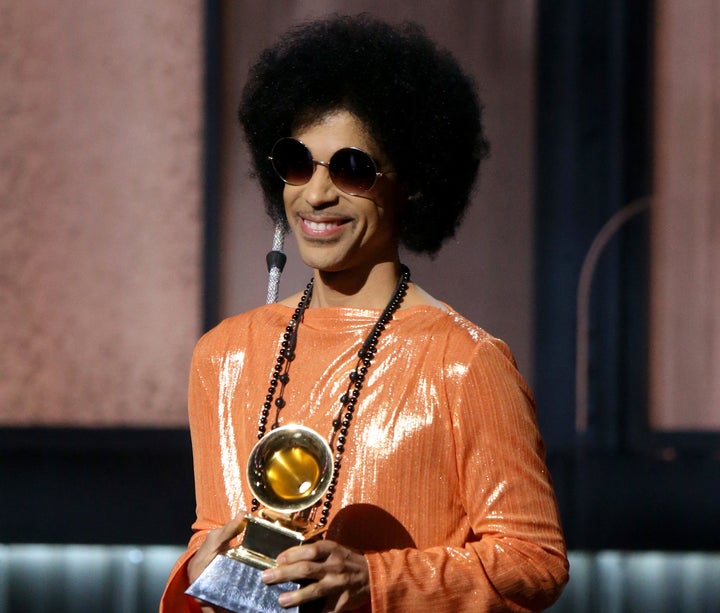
left=188, top=517, right=248, bottom=582
left=261, top=546, right=346, bottom=589
left=263, top=544, right=369, bottom=611
left=262, top=557, right=322, bottom=586
left=276, top=542, right=326, bottom=565
left=276, top=579, right=325, bottom=609
left=202, top=516, right=247, bottom=553
left=273, top=571, right=355, bottom=610
left=215, top=515, right=248, bottom=547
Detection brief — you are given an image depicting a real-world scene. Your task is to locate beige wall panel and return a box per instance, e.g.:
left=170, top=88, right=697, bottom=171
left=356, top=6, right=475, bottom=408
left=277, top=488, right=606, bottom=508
left=650, top=1, right=720, bottom=429
left=218, top=1, right=537, bottom=379
left=0, top=1, right=203, bottom=426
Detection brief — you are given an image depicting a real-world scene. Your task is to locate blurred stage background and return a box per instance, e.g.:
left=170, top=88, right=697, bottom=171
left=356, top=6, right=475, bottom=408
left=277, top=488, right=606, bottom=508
left=1, top=1, right=718, bottom=611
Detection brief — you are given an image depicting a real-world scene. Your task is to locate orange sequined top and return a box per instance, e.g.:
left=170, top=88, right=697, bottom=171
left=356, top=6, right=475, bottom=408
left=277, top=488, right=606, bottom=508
left=161, top=304, right=568, bottom=612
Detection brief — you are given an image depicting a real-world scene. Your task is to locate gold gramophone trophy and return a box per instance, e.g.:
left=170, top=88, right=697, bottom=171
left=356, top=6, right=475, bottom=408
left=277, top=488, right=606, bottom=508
left=186, top=424, right=333, bottom=613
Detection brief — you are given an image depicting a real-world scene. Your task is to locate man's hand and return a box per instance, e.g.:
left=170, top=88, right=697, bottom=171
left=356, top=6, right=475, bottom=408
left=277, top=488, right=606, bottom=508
left=187, top=516, right=247, bottom=613
left=261, top=540, right=370, bottom=612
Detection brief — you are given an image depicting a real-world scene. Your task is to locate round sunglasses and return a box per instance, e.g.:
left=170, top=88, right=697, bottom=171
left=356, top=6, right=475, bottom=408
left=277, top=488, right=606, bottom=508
left=268, top=137, right=390, bottom=196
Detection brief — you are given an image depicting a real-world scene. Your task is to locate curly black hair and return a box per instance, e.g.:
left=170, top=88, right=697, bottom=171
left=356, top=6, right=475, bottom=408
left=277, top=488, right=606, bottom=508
left=239, top=13, right=489, bottom=255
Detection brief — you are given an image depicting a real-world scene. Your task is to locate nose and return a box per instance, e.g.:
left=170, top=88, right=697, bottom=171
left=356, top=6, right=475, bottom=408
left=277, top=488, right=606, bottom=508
left=303, top=161, right=338, bottom=207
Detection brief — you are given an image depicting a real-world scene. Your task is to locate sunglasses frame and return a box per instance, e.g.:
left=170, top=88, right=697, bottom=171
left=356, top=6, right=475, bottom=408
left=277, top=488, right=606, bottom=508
left=268, top=137, right=390, bottom=196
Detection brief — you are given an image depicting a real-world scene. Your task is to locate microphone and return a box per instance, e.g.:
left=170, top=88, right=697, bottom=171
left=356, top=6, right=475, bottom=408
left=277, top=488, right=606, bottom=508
left=265, top=224, right=286, bottom=304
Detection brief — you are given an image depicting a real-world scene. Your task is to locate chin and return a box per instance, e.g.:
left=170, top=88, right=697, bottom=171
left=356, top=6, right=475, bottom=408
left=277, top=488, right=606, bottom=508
left=295, top=244, right=355, bottom=272
left=300, top=258, right=350, bottom=274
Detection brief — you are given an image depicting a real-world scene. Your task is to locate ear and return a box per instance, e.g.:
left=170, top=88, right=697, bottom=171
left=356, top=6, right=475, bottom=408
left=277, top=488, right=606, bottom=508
left=393, top=184, right=417, bottom=220
left=393, top=188, right=422, bottom=243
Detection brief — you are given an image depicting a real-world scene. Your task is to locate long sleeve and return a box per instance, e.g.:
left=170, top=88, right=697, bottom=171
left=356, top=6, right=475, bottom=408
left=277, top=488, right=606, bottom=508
left=160, top=321, right=254, bottom=613
left=363, top=336, right=568, bottom=611
left=159, top=536, right=204, bottom=613
left=160, top=305, right=568, bottom=612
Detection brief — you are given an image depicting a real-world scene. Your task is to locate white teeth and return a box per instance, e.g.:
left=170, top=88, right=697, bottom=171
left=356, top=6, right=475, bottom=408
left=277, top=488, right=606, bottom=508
left=305, top=220, right=339, bottom=231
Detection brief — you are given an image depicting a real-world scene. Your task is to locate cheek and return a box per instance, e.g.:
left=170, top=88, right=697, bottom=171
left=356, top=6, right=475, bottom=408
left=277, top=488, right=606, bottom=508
left=282, top=186, right=299, bottom=214
left=373, top=193, right=402, bottom=232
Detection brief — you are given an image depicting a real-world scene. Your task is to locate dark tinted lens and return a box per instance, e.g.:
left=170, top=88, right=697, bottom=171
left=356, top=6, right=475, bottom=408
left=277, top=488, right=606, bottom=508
left=271, top=138, right=313, bottom=185
left=329, top=148, right=378, bottom=194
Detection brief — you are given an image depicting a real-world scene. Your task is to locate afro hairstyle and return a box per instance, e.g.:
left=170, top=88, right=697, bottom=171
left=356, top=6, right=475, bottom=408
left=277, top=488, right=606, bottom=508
left=239, top=13, right=489, bottom=255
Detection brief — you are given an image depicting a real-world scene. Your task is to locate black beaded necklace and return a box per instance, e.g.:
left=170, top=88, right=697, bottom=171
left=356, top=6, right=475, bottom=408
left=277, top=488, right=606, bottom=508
left=252, top=265, right=411, bottom=525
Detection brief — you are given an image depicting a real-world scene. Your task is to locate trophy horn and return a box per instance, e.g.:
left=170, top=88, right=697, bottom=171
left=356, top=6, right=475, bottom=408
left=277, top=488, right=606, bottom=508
left=247, top=424, right=334, bottom=514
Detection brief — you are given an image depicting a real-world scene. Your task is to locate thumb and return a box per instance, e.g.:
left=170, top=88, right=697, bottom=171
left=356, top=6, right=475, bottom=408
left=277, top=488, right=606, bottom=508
left=188, top=516, right=248, bottom=583
left=209, top=515, right=248, bottom=553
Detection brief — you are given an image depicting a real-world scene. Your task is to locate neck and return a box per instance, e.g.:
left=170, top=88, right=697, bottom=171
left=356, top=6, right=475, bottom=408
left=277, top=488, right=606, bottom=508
left=310, top=260, right=403, bottom=309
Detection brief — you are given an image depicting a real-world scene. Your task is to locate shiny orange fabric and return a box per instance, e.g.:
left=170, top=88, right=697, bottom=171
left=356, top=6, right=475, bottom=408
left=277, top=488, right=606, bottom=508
left=161, top=304, right=568, bottom=612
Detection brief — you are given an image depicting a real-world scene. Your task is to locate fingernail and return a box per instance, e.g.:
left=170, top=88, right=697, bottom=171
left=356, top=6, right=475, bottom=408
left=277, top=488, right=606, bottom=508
left=261, top=569, right=275, bottom=583
left=277, top=593, right=292, bottom=607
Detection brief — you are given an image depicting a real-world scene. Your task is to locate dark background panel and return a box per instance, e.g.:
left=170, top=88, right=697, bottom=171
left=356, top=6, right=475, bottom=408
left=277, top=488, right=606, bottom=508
left=0, top=429, right=194, bottom=545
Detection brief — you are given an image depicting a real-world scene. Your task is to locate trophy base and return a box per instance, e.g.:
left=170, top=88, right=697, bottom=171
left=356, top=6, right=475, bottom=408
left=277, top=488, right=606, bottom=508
left=186, top=554, right=302, bottom=613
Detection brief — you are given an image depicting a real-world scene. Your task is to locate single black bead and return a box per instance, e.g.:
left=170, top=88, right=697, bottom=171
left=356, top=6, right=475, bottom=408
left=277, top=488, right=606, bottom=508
left=275, top=398, right=286, bottom=408
left=279, top=373, right=289, bottom=384
left=332, top=419, right=340, bottom=430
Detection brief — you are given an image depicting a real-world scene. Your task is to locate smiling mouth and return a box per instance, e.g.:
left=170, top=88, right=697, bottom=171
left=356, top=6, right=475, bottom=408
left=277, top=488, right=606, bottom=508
left=306, top=219, right=342, bottom=230
left=300, top=216, right=350, bottom=235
